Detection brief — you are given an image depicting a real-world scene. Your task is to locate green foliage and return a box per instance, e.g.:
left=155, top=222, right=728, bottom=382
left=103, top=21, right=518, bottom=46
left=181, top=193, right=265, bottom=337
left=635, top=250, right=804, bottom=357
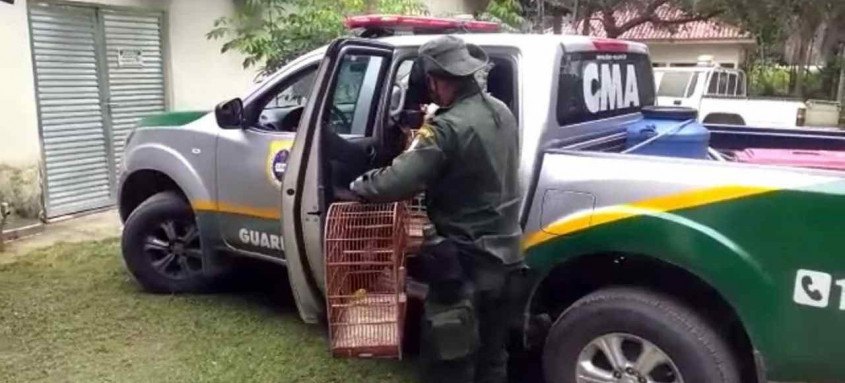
left=749, top=65, right=792, bottom=97
left=483, top=0, right=525, bottom=30
left=207, top=0, right=427, bottom=76
left=749, top=63, right=842, bottom=99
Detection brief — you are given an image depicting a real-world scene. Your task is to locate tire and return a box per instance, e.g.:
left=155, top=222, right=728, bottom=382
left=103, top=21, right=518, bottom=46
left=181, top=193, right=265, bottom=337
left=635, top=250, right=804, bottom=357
left=543, top=287, right=740, bottom=383
left=121, top=191, right=213, bottom=293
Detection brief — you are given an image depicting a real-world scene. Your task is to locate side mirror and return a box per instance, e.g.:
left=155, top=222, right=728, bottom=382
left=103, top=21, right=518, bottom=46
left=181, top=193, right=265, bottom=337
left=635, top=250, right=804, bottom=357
left=215, top=98, right=244, bottom=129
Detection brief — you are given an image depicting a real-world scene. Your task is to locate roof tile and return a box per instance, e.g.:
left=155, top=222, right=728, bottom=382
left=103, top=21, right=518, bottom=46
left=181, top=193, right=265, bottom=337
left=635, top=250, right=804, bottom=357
left=561, top=4, right=753, bottom=42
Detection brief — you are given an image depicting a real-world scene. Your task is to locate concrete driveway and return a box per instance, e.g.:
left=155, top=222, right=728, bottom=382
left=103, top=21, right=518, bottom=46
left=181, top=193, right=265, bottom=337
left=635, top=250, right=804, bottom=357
left=0, top=209, right=120, bottom=262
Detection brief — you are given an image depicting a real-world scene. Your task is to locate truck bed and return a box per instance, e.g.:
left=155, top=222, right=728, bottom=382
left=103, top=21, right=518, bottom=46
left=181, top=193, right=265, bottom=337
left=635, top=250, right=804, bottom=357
left=556, top=124, right=845, bottom=168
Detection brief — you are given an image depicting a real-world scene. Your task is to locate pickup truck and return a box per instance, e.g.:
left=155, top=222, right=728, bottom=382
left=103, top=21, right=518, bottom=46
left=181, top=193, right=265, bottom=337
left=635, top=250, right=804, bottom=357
left=654, top=64, right=812, bottom=128
left=119, top=26, right=845, bottom=382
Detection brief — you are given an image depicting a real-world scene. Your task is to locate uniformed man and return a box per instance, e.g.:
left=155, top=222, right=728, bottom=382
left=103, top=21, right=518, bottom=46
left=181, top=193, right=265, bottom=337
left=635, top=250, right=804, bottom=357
left=350, top=35, right=522, bottom=383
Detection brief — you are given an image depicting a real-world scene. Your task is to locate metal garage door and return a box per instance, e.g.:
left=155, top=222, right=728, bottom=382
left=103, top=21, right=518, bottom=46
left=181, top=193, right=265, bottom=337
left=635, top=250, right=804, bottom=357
left=102, top=9, right=166, bottom=172
left=29, top=3, right=166, bottom=218
left=29, top=3, right=113, bottom=218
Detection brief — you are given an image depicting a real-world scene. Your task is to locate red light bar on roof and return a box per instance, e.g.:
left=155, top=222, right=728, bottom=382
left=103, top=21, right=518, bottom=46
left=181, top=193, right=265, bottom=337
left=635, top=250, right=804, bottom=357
left=590, top=38, right=630, bottom=53
left=345, top=14, right=500, bottom=33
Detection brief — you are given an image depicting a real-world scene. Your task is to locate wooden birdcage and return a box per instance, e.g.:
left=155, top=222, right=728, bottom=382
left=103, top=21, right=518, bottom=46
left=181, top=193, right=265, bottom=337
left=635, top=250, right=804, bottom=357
left=324, top=202, right=408, bottom=358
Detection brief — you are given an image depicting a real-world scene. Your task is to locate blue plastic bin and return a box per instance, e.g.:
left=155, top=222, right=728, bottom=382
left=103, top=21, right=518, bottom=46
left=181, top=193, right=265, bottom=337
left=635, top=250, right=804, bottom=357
left=625, top=106, right=710, bottom=159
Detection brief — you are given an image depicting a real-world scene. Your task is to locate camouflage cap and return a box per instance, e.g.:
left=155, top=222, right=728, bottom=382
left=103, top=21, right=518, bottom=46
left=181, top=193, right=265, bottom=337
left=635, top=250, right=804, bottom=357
left=418, top=35, right=489, bottom=78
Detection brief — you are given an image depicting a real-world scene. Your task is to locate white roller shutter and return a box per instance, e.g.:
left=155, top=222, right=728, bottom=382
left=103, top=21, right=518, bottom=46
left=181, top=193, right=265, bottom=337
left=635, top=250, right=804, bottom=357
left=102, top=9, right=166, bottom=171
left=28, top=3, right=167, bottom=218
left=29, top=3, right=112, bottom=218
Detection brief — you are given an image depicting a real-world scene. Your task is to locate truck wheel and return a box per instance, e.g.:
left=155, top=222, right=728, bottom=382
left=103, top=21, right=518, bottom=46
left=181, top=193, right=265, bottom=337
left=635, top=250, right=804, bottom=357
left=543, top=287, right=739, bottom=383
left=121, top=191, right=212, bottom=293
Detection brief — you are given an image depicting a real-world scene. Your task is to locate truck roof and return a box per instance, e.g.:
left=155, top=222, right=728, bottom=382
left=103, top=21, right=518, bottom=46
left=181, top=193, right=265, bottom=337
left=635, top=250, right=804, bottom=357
left=343, top=15, right=648, bottom=55
left=654, top=67, right=707, bottom=72
left=377, top=33, right=650, bottom=55
left=285, top=33, right=649, bottom=71
left=654, top=66, right=742, bottom=73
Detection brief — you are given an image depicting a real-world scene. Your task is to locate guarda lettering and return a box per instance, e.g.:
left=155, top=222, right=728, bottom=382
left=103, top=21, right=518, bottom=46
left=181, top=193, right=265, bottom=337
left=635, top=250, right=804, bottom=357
left=238, top=228, right=284, bottom=251
left=583, top=62, right=640, bottom=114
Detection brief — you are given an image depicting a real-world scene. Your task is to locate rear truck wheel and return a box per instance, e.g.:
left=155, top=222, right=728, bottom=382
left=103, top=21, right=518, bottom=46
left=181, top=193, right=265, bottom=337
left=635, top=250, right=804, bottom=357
left=121, top=191, right=213, bottom=293
left=542, top=287, right=740, bottom=383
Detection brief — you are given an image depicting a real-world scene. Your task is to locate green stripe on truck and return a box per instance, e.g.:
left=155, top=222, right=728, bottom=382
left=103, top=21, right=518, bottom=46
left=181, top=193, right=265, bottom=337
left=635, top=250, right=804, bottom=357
left=525, top=186, right=845, bottom=381
left=138, top=111, right=208, bottom=127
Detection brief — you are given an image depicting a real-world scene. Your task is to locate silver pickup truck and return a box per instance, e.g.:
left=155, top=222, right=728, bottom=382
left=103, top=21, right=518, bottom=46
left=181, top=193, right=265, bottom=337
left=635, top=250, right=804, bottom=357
left=119, top=32, right=845, bottom=382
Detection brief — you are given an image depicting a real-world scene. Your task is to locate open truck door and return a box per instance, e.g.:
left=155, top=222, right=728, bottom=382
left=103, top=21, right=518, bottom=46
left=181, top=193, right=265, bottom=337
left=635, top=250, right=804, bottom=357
left=281, top=38, right=395, bottom=323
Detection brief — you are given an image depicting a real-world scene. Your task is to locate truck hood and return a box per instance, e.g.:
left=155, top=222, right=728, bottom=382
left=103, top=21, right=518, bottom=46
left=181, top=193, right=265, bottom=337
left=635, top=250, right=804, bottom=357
left=138, top=111, right=208, bottom=128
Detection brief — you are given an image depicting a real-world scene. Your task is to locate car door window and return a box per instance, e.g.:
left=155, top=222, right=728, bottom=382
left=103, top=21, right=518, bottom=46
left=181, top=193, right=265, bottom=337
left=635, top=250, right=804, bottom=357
left=707, top=72, right=719, bottom=95
left=657, top=72, right=693, bottom=98
left=325, top=55, right=384, bottom=136
left=266, top=70, right=316, bottom=110
left=256, top=66, right=318, bottom=131
left=685, top=72, right=699, bottom=98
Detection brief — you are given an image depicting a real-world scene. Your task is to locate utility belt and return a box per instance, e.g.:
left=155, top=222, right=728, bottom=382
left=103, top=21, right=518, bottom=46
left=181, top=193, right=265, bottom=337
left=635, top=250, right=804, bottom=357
left=418, top=237, right=528, bottom=361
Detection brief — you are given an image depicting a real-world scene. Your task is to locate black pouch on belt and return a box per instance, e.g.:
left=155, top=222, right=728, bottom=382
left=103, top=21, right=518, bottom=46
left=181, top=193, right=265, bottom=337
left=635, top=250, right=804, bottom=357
left=423, top=298, right=478, bottom=361
left=419, top=238, right=466, bottom=304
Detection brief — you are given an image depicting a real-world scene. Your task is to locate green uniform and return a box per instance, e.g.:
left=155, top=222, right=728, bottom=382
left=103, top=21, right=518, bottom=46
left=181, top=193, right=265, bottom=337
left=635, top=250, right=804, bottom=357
left=351, top=35, right=521, bottom=383
left=350, top=86, right=522, bottom=265
left=350, top=36, right=521, bottom=383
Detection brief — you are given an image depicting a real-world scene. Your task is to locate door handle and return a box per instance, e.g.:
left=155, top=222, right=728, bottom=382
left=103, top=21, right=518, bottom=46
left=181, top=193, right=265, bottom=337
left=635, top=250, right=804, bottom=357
left=306, top=210, right=322, bottom=216
left=673, top=100, right=682, bottom=105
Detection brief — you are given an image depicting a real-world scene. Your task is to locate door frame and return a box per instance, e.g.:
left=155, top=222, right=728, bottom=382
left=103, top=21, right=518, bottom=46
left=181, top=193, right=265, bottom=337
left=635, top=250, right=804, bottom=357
left=281, top=38, right=396, bottom=323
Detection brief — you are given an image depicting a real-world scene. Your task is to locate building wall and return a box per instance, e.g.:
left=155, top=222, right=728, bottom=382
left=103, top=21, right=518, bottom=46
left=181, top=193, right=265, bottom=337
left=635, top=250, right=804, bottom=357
left=0, top=0, right=40, bottom=167
left=0, top=0, right=252, bottom=166
left=167, top=0, right=256, bottom=110
left=647, top=42, right=749, bottom=68
left=0, top=0, right=41, bottom=219
left=425, top=0, right=482, bottom=15
left=0, top=0, right=253, bottom=219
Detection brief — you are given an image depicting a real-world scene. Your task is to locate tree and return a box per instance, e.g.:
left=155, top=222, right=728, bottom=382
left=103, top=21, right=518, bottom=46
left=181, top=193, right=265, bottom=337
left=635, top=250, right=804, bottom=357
left=573, top=0, right=724, bottom=38
left=507, top=0, right=724, bottom=37
left=717, top=0, right=844, bottom=97
left=481, top=0, right=526, bottom=30
left=207, top=0, right=426, bottom=76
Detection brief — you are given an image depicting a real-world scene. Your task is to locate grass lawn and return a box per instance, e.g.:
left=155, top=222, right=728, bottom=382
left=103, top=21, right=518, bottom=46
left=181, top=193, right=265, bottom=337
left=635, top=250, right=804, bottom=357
left=0, top=239, right=416, bottom=383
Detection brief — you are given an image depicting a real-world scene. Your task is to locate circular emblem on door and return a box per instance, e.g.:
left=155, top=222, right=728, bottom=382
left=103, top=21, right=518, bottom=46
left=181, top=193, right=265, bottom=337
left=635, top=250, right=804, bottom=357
left=266, top=139, right=294, bottom=189
left=272, top=149, right=289, bottom=183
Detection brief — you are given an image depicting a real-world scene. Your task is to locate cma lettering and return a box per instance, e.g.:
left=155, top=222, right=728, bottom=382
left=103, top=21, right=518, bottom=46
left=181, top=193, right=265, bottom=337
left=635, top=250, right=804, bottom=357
left=238, top=228, right=284, bottom=251
left=582, top=62, right=640, bottom=114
